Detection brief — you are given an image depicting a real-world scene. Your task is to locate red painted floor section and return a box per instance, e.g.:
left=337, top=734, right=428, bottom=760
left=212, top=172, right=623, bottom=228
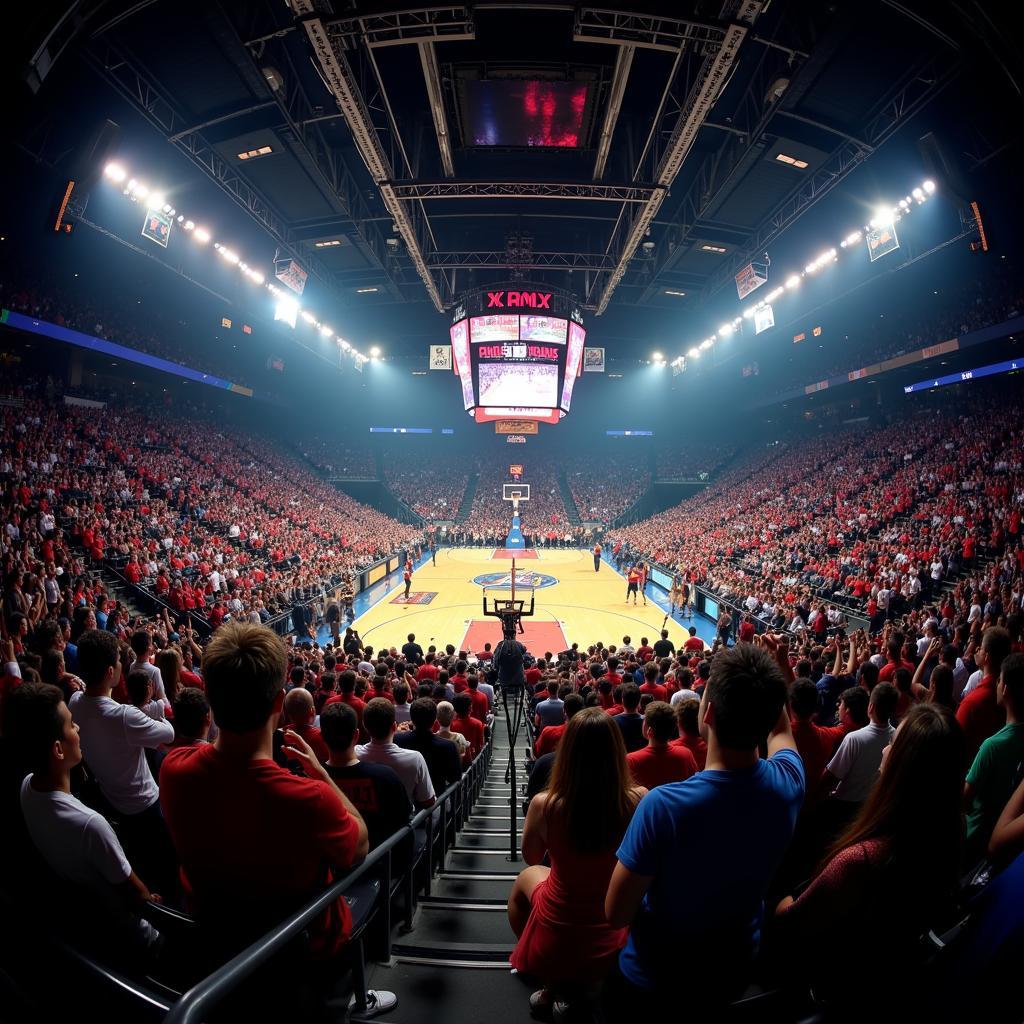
left=462, top=619, right=567, bottom=655
left=491, top=548, right=538, bottom=559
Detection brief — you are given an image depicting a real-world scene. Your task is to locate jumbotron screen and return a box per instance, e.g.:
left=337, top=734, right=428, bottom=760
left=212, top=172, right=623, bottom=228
left=450, top=310, right=585, bottom=424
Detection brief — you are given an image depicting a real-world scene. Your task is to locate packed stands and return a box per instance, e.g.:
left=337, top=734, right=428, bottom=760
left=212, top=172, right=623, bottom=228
left=462, top=457, right=569, bottom=538
left=655, top=443, right=738, bottom=480
left=565, top=450, right=651, bottom=522
left=384, top=454, right=469, bottom=520
left=298, top=435, right=378, bottom=480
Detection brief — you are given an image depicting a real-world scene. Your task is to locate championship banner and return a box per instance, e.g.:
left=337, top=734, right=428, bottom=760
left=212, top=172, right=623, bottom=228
left=429, top=344, right=452, bottom=370
left=274, top=258, right=308, bottom=296
left=754, top=304, right=775, bottom=335
left=495, top=419, right=539, bottom=435
left=583, top=347, right=605, bottom=372
left=866, top=222, right=900, bottom=262
left=734, top=260, right=768, bottom=300
left=141, top=207, right=171, bottom=248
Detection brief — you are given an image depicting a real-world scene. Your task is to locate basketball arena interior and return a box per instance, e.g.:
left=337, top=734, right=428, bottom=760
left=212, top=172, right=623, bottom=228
left=2, top=1, right=1023, bottom=1021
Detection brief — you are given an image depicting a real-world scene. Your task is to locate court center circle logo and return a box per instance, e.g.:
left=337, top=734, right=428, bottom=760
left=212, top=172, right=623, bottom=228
left=472, top=570, right=558, bottom=590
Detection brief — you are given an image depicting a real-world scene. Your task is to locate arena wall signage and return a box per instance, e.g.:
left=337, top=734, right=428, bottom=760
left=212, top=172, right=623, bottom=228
left=486, top=290, right=552, bottom=309
left=495, top=419, right=539, bottom=434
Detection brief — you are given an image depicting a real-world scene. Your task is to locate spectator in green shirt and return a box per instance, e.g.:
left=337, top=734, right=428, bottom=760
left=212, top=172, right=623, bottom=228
left=964, top=652, right=1024, bottom=864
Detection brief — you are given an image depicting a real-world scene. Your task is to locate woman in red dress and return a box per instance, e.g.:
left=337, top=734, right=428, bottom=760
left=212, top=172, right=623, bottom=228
left=508, top=708, right=646, bottom=1017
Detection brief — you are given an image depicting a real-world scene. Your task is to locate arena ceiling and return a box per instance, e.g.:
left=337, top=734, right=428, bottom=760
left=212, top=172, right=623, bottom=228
left=13, top=0, right=1020, bottom=346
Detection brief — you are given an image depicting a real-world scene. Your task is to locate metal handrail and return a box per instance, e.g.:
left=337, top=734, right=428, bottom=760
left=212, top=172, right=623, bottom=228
left=164, top=738, right=492, bottom=1024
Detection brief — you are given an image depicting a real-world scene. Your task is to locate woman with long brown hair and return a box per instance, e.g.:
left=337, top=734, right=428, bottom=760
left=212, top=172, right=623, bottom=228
left=508, top=707, right=646, bottom=1018
left=773, top=702, right=966, bottom=1001
left=155, top=646, right=183, bottom=709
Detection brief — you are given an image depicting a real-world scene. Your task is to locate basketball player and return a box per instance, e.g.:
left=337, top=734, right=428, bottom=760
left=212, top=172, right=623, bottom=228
left=430, top=539, right=437, bottom=566
left=403, top=567, right=412, bottom=600
left=670, top=573, right=683, bottom=614
left=593, top=542, right=602, bottom=572
left=626, top=564, right=641, bottom=605
left=637, top=561, right=648, bottom=606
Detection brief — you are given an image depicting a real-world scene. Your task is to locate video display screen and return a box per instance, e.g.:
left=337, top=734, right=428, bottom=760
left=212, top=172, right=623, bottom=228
left=519, top=316, right=567, bottom=344
left=479, top=362, right=558, bottom=408
left=560, top=322, right=586, bottom=411
left=450, top=319, right=475, bottom=410
left=470, top=314, right=520, bottom=343
left=462, top=80, right=589, bottom=148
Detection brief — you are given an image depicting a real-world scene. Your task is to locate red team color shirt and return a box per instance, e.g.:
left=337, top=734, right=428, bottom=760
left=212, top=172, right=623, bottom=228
left=627, top=744, right=698, bottom=790
left=160, top=745, right=361, bottom=957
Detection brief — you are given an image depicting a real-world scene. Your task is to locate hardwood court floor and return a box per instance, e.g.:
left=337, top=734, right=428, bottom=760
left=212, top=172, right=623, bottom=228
left=346, top=547, right=696, bottom=655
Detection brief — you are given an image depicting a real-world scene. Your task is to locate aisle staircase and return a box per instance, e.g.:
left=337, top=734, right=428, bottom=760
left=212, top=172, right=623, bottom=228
left=364, top=714, right=535, bottom=1022
left=558, top=471, right=582, bottom=525
left=457, top=471, right=479, bottom=521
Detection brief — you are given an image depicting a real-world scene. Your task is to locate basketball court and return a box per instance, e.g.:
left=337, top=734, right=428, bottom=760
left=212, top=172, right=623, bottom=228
left=334, top=546, right=702, bottom=656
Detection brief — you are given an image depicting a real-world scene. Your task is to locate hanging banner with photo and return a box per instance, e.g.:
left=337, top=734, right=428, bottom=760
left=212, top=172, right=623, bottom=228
left=754, top=304, right=775, bottom=335
left=734, top=260, right=768, bottom=300
left=141, top=207, right=171, bottom=248
left=866, top=222, right=900, bottom=262
left=274, top=258, right=308, bottom=296
left=583, top=347, right=605, bottom=372
left=428, top=344, right=452, bottom=370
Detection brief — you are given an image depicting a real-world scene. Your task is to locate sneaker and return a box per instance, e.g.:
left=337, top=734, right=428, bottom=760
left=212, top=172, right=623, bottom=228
left=349, top=989, right=398, bottom=1017
left=530, top=988, right=554, bottom=1021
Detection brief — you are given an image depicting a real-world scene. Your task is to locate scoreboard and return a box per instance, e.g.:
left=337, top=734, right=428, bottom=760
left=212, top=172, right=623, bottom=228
left=449, top=287, right=586, bottom=424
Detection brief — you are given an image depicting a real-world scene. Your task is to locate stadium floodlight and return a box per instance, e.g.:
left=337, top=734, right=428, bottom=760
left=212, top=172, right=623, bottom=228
left=219, top=248, right=239, bottom=264
left=340, top=340, right=351, bottom=350
left=321, top=325, right=333, bottom=338
left=785, top=274, right=801, bottom=289
left=250, top=272, right=264, bottom=285
left=104, top=163, right=127, bottom=183
left=718, top=323, right=734, bottom=337
left=300, top=310, right=317, bottom=325
left=184, top=220, right=195, bottom=231
left=133, top=183, right=149, bottom=199
left=742, top=307, right=755, bottom=319
left=652, top=351, right=663, bottom=361
left=923, top=180, right=936, bottom=194
left=193, top=227, right=210, bottom=244
left=370, top=345, right=381, bottom=357
left=911, top=187, right=924, bottom=202
left=151, top=194, right=166, bottom=210
left=687, top=347, right=700, bottom=358
left=700, top=338, right=713, bottom=350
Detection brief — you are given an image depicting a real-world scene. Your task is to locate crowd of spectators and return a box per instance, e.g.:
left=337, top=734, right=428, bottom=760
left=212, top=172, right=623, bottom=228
left=297, top=435, right=377, bottom=480
left=654, top=443, right=738, bottom=480
left=612, top=387, right=1023, bottom=656
left=462, top=457, right=570, bottom=538
left=383, top=454, right=470, bottom=520
left=3, top=595, right=1022, bottom=1019
left=0, top=377, right=422, bottom=637
left=565, top=451, right=651, bottom=523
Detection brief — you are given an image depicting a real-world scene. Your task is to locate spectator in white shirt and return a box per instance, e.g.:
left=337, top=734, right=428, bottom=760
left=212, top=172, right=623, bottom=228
left=128, top=630, right=167, bottom=707
left=7, top=681, right=161, bottom=955
left=824, top=682, right=899, bottom=807
left=70, top=630, right=176, bottom=892
left=356, top=698, right=435, bottom=809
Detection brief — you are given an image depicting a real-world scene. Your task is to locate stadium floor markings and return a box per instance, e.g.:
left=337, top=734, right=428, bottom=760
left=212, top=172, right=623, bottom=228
left=321, top=548, right=706, bottom=654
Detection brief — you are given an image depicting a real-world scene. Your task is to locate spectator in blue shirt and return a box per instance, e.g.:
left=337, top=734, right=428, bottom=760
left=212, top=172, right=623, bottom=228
left=606, top=640, right=804, bottom=1012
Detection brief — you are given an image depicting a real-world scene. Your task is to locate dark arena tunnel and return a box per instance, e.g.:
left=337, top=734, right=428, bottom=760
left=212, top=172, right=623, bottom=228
left=1, top=1, right=1023, bottom=1021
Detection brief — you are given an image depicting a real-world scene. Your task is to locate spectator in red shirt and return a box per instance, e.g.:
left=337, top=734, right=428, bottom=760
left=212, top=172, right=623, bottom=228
left=466, top=675, right=490, bottom=725
left=627, top=702, right=698, bottom=789
left=671, top=697, right=707, bottom=770
left=281, top=687, right=330, bottom=766
left=450, top=692, right=484, bottom=761
left=159, top=624, right=370, bottom=963
left=638, top=662, right=668, bottom=704
left=450, top=661, right=469, bottom=694
left=788, top=679, right=858, bottom=803
left=738, top=615, right=756, bottom=644
left=957, top=627, right=1013, bottom=763
left=535, top=694, right=584, bottom=757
